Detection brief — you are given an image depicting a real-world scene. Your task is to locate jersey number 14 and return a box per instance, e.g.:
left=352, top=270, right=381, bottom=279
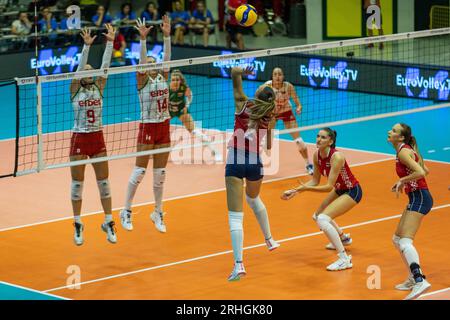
left=157, top=98, right=168, bottom=113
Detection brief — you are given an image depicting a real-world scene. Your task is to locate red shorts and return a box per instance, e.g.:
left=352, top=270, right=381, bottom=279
left=276, top=110, right=296, bottom=123
left=70, top=131, right=106, bottom=157
left=137, top=120, right=171, bottom=145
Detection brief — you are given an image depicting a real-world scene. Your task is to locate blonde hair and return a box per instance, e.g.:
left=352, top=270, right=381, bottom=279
left=247, top=86, right=276, bottom=129
left=170, top=69, right=187, bottom=86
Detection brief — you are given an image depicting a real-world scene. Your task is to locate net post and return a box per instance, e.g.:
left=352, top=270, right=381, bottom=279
left=36, top=78, right=44, bottom=172
left=13, top=79, right=20, bottom=177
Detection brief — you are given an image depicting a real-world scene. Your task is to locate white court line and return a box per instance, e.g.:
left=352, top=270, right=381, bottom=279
left=0, top=157, right=393, bottom=233
left=0, top=281, right=70, bottom=300
left=43, top=203, right=450, bottom=293
left=419, top=287, right=450, bottom=299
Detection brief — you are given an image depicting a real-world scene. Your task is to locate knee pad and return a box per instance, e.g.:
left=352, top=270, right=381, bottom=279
left=392, top=234, right=401, bottom=250
left=294, top=137, right=306, bottom=150
left=97, top=179, right=111, bottom=199
left=398, top=237, right=413, bottom=253
left=316, top=213, right=331, bottom=231
left=228, top=211, right=243, bottom=232
left=71, top=180, right=84, bottom=201
left=153, top=168, right=166, bottom=188
left=245, top=195, right=266, bottom=213
left=130, top=166, right=146, bottom=185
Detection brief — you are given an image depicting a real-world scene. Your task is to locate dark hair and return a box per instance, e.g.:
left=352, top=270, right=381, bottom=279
left=321, top=127, right=337, bottom=148
left=399, top=123, right=424, bottom=167
left=271, top=67, right=284, bottom=82
left=121, top=2, right=132, bottom=13
left=146, top=1, right=157, bottom=8
left=256, top=86, right=275, bottom=103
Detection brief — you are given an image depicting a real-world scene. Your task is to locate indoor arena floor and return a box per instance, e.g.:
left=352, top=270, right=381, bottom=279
left=0, top=81, right=449, bottom=300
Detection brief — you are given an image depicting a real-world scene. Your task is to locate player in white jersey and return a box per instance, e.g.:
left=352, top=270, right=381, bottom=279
left=262, top=67, right=313, bottom=175
left=69, top=25, right=117, bottom=246
left=120, top=16, right=172, bottom=233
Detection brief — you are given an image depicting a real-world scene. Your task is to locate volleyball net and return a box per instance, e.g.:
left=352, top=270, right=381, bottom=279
left=4, top=27, right=450, bottom=177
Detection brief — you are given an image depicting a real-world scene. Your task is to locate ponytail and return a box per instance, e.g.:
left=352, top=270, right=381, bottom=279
left=409, top=136, right=424, bottom=168
left=399, top=123, right=424, bottom=168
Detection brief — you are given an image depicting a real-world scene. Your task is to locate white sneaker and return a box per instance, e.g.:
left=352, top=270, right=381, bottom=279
left=395, top=277, right=415, bottom=291
left=73, top=222, right=84, bottom=246
left=227, top=262, right=246, bottom=281
left=326, top=233, right=352, bottom=250
left=326, top=253, right=353, bottom=271
left=150, top=211, right=166, bottom=233
left=101, top=221, right=117, bottom=244
left=404, top=279, right=431, bottom=300
left=265, top=238, right=280, bottom=251
left=306, top=164, right=314, bottom=175
left=120, top=209, right=133, bottom=231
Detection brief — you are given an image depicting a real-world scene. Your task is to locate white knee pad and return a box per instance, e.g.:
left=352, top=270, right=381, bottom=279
left=398, top=238, right=413, bottom=253
left=97, top=179, right=111, bottom=199
left=295, top=137, right=306, bottom=150
left=316, top=213, right=331, bottom=231
left=130, top=166, right=146, bottom=185
left=71, top=180, right=84, bottom=201
left=153, top=168, right=166, bottom=188
left=228, top=211, right=243, bottom=232
left=245, top=195, right=266, bottom=213
left=392, top=234, right=401, bottom=250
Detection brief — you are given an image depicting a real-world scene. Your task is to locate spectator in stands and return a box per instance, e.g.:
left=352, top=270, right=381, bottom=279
left=92, top=5, right=112, bottom=27
left=115, top=2, right=137, bottom=24
left=170, top=0, right=190, bottom=45
left=11, top=11, right=32, bottom=36
left=158, top=0, right=172, bottom=16
left=225, top=0, right=246, bottom=50
left=189, top=0, right=214, bottom=47
left=38, top=6, right=58, bottom=33
left=141, top=2, right=160, bottom=43
left=115, top=2, right=136, bottom=41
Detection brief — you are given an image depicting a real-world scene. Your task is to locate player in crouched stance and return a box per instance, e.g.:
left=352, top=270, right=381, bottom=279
left=388, top=123, right=433, bottom=300
left=282, top=128, right=362, bottom=271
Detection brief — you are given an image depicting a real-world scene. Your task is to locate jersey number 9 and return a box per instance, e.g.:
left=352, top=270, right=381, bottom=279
left=87, top=109, right=96, bottom=123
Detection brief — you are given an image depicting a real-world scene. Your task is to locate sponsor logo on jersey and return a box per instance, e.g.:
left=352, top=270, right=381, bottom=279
left=150, top=88, right=169, bottom=97
left=79, top=99, right=101, bottom=107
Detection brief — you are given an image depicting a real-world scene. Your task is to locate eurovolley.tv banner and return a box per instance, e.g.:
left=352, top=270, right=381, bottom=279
left=2, top=44, right=448, bottom=101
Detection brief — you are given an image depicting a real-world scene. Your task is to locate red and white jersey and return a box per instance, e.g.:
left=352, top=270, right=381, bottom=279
left=138, top=73, right=170, bottom=123
left=264, top=80, right=292, bottom=114
left=71, top=85, right=103, bottom=133
left=228, top=100, right=271, bottom=153
left=396, top=143, right=428, bottom=193
left=317, top=148, right=359, bottom=190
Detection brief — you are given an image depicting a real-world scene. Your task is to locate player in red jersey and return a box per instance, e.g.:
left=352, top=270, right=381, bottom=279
left=282, top=128, right=362, bottom=271
left=388, top=123, right=433, bottom=300
left=225, top=66, right=280, bottom=281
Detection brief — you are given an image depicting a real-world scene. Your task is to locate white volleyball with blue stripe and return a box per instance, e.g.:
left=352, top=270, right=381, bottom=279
left=235, top=4, right=258, bottom=27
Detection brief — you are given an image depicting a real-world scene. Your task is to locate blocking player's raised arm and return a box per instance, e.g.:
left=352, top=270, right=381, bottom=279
left=71, top=28, right=96, bottom=98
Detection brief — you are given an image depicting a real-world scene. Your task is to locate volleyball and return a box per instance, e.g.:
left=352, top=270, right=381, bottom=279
left=113, top=50, right=122, bottom=58
left=235, top=4, right=258, bottom=27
